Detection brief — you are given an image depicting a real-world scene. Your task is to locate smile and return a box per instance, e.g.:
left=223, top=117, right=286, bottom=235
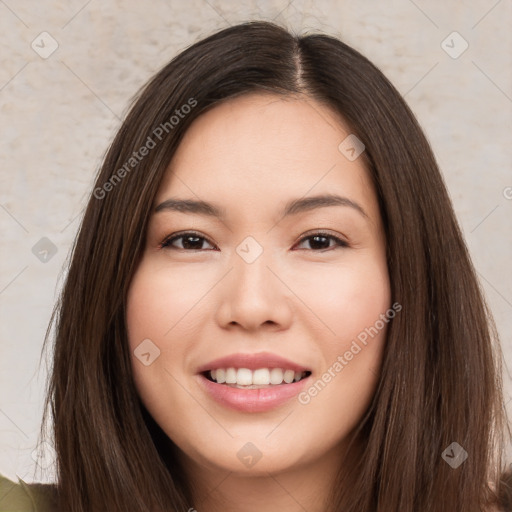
left=204, top=367, right=311, bottom=388
left=197, top=369, right=312, bottom=413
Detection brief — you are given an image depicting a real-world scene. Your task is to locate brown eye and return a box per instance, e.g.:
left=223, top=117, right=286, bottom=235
left=160, top=232, right=216, bottom=251
left=294, top=232, right=348, bottom=251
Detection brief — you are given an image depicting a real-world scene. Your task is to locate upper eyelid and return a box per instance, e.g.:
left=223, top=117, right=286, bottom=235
left=297, top=232, right=348, bottom=249
left=160, top=230, right=348, bottom=249
left=161, top=230, right=214, bottom=245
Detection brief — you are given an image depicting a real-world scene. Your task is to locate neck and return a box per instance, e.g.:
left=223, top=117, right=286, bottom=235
left=182, top=438, right=361, bottom=512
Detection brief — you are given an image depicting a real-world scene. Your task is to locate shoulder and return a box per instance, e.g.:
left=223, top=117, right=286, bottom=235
left=0, top=473, right=58, bottom=512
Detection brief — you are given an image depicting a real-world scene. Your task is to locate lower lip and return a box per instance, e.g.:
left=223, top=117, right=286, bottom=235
left=197, top=373, right=310, bottom=413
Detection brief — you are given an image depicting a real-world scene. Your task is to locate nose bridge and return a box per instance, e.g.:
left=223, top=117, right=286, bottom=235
left=232, top=235, right=273, bottom=296
left=216, top=235, right=293, bottom=330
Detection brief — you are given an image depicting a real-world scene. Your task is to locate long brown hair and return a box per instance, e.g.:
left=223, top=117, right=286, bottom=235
left=39, top=20, right=511, bottom=511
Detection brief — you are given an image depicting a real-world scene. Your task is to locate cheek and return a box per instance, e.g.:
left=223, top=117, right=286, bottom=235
left=290, top=253, right=391, bottom=346
left=293, top=253, right=390, bottom=418
left=126, top=261, right=210, bottom=350
left=125, top=264, right=187, bottom=398
left=125, top=263, right=203, bottom=433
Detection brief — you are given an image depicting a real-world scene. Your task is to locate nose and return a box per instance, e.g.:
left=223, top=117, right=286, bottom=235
left=215, top=249, right=294, bottom=332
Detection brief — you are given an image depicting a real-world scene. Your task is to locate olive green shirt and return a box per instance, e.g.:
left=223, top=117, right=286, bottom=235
left=1, top=472, right=506, bottom=511
left=0, top=473, right=57, bottom=512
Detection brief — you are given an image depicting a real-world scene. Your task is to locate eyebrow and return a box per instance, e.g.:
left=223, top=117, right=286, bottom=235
left=154, top=193, right=368, bottom=219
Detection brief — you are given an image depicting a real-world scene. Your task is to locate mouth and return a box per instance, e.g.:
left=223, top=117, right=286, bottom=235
left=201, top=368, right=312, bottom=389
left=195, top=352, right=313, bottom=412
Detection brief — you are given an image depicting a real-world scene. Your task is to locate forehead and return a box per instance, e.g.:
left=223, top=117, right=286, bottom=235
left=155, top=93, right=377, bottom=221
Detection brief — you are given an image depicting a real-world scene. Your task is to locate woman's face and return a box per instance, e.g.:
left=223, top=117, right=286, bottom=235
left=126, top=93, right=391, bottom=477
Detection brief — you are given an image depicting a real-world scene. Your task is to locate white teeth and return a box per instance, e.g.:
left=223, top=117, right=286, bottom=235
left=283, top=369, right=295, bottom=383
left=252, top=368, right=270, bottom=385
left=236, top=368, right=253, bottom=386
left=225, top=367, right=237, bottom=384
left=207, top=367, right=309, bottom=386
left=269, top=368, right=283, bottom=385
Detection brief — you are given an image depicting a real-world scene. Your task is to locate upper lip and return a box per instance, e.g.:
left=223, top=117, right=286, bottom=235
left=196, top=352, right=311, bottom=373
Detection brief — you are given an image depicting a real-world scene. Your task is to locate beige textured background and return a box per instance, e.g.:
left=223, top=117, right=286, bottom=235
left=1, top=0, right=511, bottom=484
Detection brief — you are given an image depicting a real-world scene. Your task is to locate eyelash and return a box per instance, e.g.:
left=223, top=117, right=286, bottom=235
left=158, top=230, right=349, bottom=252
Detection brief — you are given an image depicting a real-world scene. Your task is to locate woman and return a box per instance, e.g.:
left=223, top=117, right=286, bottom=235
left=1, top=20, right=511, bottom=512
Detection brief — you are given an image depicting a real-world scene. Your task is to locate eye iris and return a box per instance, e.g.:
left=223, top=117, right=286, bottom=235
left=164, top=233, right=340, bottom=251
left=309, top=235, right=330, bottom=250
left=182, top=235, right=204, bottom=250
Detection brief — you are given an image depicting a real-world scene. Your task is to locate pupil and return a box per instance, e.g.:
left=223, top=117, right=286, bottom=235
left=310, top=235, right=328, bottom=249
left=183, top=236, right=202, bottom=249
